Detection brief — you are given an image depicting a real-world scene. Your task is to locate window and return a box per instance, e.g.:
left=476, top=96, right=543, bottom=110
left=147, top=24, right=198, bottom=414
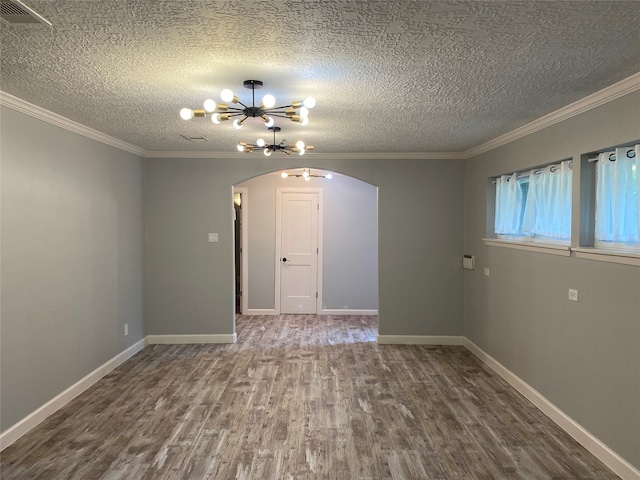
left=494, top=160, right=572, bottom=244
left=595, top=144, right=639, bottom=252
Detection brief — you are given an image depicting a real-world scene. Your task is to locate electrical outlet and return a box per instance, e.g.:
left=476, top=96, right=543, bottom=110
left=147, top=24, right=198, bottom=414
left=124, top=324, right=129, bottom=336
left=568, top=289, right=579, bottom=302
left=208, top=233, right=218, bottom=243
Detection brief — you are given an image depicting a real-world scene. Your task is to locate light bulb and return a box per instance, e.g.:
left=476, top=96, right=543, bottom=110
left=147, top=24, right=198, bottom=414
left=256, top=138, right=266, bottom=147
left=221, top=89, right=234, bottom=102
left=237, top=143, right=245, bottom=152
left=299, top=149, right=305, bottom=156
left=211, top=114, right=221, bottom=124
left=326, top=173, right=333, bottom=180
left=180, top=108, right=195, bottom=120
left=302, top=170, right=309, bottom=179
left=296, top=140, right=305, bottom=150
left=304, top=174, right=311, bottom=181
left=203, top=99, right=217, bottom=112
left=233, top=119, right=243, bottom=129
left=264, top=149, right=272, bottom=157
left=300, top=116, right=309, bottom=126
left=262, top=94, right=276, bottom=108
left=264, top=116, right=275, bottom=127
left=303, top=97, right=316, bottom=108
left=300, top=107, right=309, bottom=118
left=281, top=172, right=288, bottom=178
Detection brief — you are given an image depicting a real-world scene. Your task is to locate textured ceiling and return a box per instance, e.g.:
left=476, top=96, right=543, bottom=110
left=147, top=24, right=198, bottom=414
left=1, top=0, right=640, bottom=155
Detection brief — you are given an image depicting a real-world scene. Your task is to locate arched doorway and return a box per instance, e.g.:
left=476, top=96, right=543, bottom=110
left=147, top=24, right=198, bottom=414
left=233, top=167, right=378, bottom=321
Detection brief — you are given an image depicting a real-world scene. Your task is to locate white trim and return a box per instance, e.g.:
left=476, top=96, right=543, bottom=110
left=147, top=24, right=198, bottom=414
left=143, top=151, right=464, bottom=160
left=233, top=187, right=249, bottom=315
left=0, top=339, right=146, bottom=451
left=320, top=309, right=378, bottom=316
left=0, top=91, right=144, bottom=156
left=6, top=71, right=640, bottom=162
left=145, top=334, right=236, bottom=344
left=573, top=248, right=640, bottom=267
left=464, top=71, right=640, bottom=159
left=5, top=71, right=640, bottom=162
left=377, top=335, right=463, bottom=345
left=483, top=238, right=571, bottom=256
left=463, top=338, right=640, bottom=480
left=244, top=309, right=278, bottom=316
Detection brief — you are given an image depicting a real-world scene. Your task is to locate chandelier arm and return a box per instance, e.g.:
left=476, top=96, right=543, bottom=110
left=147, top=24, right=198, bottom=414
left=270, top=104, right=294, bottom=110
left=223, top=107, right=246, bottom=112
left=268, top=114, right=293, bottom=119
left=236, top=101, right=249, bottom=109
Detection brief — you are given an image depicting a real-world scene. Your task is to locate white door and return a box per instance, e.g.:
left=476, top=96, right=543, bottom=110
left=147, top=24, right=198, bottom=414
left=278, top=191, right=320, bottom=314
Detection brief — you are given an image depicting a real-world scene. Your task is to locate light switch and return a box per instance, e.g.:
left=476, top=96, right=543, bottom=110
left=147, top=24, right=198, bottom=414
left=484, top=268, right=490, bottom=277
left=208, top=233, right=218, bottom=243
left=568, top=289, right=579, bottom=302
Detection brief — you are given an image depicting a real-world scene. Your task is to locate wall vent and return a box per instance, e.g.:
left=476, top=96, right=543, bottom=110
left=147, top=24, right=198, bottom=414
left=0, top=0, right=51, bottom=25
left=180, top=134, right=209, bottom=143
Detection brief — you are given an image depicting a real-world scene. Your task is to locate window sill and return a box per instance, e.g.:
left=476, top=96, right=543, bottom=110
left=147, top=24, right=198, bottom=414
left=483, top=240, right=640, bottom=266
left=572, top=248, right=640, bottom=267
left=483, top=239, right=571, bottom=256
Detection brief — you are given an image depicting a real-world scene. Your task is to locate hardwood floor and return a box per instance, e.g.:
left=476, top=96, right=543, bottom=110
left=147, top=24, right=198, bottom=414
left=1, top=315, right=619, bottom=479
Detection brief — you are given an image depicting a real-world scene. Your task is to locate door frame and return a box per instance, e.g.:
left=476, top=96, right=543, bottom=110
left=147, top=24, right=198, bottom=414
left=233, top=186, right=249, bottom=316
left=275, top=187, right=324, bottom=314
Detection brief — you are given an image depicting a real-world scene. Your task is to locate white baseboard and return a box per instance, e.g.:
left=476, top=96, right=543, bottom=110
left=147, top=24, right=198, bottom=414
left=320, top=309, right=378, bottom=316
left=0, top=338, right=146, bottom=451
left=377, top=335, right=463, bottom=345
left=243, top=309, right=378, bottom=316
left=463, top=338, right=640, bottom=480
left=145, top=334, right=237, bottom=344
left=244, top=309, right=277, bottom=315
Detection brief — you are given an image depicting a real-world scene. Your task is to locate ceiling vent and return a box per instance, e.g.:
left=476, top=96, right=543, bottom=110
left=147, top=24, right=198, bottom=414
left=0, top=0, right=51, bottom=25
left=180, top=134, right=209, bottom=143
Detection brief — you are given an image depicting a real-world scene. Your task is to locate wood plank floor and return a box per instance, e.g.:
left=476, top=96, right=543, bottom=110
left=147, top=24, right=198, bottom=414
left=1, top=315, right=619, bottom=479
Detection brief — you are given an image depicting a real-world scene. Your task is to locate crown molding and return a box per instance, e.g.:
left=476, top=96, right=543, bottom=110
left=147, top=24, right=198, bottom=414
left=0, top=91, right=145, bottom=156
left=4, top=70, right=640, bottom=161
left=463, top=71, right=640, bottom=159
left=142, top=151, right=465, bottom=160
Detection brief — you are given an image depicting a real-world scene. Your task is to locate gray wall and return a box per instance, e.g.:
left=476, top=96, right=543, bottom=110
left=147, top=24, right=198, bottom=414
left=0, top=106, right=145, bottom=431
left=236, top=171, right=378, bottom=311
left=145, top=157, right=465, bottom=336
left=463, top=90, right=640, bottom=469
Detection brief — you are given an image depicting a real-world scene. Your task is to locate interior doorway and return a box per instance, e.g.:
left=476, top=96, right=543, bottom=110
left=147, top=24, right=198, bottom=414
left=276, top=188, right=323, bottom=314
left=234, top=169, right=377, bottom=317
left=233, top=187, right=248, bottom=315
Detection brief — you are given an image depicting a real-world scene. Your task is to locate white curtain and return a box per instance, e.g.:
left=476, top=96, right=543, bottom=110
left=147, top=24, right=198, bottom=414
left=521, top=160, right=572, bottom=240
left=595, top=144, right=640, bottom=243
left=494, top=172, right=523, bottom=234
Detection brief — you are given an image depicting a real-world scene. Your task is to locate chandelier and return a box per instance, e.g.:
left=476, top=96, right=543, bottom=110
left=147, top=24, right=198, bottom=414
left=237, top=126, right=313, bottom=156
left=179, top=79, right=316, bottom=129
left=281, top=168, right=332, bottom=181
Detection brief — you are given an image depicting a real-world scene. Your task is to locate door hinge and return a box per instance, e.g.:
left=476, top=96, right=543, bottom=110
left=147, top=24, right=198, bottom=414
left=316, top=292, right=318, bottom=298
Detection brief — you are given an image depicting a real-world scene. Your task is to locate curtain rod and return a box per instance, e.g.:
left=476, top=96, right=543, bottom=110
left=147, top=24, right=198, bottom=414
left=588, top=147, right=636, bottom=163
left=492, top=160, right=572, bottom=183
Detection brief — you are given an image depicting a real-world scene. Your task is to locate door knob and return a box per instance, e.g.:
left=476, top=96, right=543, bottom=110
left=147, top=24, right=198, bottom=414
left=282, top=257, right=287, bottom=262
